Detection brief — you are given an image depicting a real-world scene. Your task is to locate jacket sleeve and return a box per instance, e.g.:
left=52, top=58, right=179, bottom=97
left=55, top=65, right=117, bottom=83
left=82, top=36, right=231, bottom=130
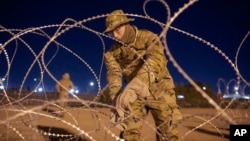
left=104, top=51, right=122, bottom=99
left=135, top=32, right=165, bottom=83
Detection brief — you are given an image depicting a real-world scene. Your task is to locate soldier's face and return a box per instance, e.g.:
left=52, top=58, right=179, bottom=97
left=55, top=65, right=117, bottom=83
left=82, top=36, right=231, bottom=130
left=110, top=24, right=126, bottom=40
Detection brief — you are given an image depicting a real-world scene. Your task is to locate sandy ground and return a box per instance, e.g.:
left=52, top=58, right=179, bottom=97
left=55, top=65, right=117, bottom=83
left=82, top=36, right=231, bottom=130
left=1, top=105, right=250, bottom=141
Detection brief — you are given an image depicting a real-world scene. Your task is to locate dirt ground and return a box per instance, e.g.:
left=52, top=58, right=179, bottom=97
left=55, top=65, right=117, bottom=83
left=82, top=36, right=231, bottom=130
left=1, top=106, right=250, bottom=141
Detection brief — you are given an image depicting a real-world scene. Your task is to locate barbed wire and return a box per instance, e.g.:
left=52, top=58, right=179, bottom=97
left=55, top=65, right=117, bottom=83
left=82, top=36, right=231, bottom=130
left=0, top=0, right=249, bottom=140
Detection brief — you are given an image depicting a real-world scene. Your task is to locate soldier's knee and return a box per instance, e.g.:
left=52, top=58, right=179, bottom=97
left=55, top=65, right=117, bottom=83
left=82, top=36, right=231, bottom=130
left=172, top=107, right=182, bottom=124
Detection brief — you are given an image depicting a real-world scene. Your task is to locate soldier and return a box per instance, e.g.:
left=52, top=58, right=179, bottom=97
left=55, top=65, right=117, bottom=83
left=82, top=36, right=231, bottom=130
left=104, top=10, right=182, bottom=141
left=56, top=73, right=74, bottom=109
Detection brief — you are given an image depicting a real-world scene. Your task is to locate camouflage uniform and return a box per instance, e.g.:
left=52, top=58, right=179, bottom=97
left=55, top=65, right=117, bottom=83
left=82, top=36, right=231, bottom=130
left=56, top=73, right=74, bottom=108
left=104, top=10, right=182, bottom=141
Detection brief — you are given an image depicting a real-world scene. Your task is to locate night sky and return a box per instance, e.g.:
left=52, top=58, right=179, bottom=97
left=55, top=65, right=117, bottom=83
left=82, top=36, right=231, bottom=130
left=0, top=0, right=249, bottom=94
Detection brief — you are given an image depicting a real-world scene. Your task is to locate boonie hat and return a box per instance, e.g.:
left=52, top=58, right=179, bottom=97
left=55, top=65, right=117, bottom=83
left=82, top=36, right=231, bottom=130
left=104, top=9, right=134, bottom=33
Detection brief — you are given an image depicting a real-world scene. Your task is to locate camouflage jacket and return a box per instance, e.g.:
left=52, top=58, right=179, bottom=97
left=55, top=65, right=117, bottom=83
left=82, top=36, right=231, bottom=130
left=104, top=26, right=174, bottom=97
left=56, top=78, right=74, bottom=93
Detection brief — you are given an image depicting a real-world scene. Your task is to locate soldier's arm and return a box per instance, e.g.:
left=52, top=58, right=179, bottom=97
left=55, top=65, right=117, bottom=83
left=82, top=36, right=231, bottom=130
left=136, top=32, right=165, bottom=83
left=104, top=51, right=122, bottom=100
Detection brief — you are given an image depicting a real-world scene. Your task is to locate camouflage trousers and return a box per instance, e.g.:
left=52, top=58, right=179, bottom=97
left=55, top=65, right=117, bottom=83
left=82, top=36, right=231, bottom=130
left=58, top=91, right=69, bottom=108
left=119, top=89, right=182, bottom=141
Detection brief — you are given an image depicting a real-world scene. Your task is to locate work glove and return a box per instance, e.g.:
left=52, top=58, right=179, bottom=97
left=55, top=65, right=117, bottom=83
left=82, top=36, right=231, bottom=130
left=110, top=77, right=151, bottom=130
left=110, top=108, right=127, bottom=130
left=115, top=77, right=151, bottom=118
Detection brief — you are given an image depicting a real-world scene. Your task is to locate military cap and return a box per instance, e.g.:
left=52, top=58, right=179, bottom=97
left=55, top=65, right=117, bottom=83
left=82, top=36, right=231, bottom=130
left=104, top=9, right=134, bottom=33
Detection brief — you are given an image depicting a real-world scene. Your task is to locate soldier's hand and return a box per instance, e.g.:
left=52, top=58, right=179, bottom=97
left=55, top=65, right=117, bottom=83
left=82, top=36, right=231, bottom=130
left=116, top=77, right=151, bottom=108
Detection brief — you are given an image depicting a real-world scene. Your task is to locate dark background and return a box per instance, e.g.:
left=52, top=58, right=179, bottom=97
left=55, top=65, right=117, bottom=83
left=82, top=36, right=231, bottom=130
left=0, top=0, right=249, bottom=94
